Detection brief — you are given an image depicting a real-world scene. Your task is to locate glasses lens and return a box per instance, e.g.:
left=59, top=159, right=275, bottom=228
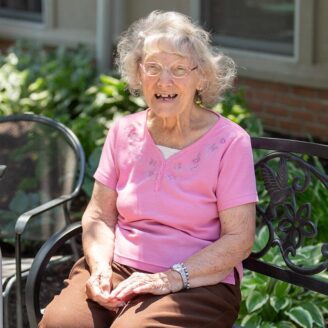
left=170, top=65, right=188, bottom=78
left=144, top=63, right=161, bottom=76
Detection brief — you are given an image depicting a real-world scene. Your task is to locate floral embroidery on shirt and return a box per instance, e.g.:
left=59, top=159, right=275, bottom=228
left=124, top=125, right=144, bottom=164
left=173, top=162, right=182, bottom=170
left=145, top=159, right=157, bottom=178
left=149, top=159, right=157, bottom=166
left=166, top=173, right=176, bottom=180
left=209, top=143, right=218, bottom=152
left=191, top=153, right=201, bottom=170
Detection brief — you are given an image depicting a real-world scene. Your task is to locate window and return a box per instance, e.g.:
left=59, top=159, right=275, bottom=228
left=202, top=0, right=295, bottom=56
left=0, top=0, right=42, bottom=23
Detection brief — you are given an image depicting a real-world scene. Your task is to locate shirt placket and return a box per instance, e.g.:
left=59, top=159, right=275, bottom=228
left=154, top=160, right=166, bottom=191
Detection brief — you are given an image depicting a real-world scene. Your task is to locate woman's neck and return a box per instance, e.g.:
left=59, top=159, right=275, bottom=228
left=146, top=106, right=219, bottom=149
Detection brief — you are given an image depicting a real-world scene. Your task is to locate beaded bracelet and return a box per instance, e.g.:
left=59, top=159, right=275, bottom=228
left=171, top=262, right=190, bottom=289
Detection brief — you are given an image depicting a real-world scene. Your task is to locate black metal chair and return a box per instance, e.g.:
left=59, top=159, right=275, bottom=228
left=24, top=137, right=328, bottom=328
left=0, top=114, right=85, bottom=328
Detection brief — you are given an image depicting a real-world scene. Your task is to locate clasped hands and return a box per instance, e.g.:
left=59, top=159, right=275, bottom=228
left=86, top=265, right=183, bottom=311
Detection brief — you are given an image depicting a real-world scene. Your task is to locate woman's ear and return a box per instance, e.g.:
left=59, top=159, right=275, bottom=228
left=196, top=78, right=205, bottom=93
left=198, top=78, right=209, bottom=93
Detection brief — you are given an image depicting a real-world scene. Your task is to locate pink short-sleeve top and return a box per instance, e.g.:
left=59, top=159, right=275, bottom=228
left=94, top=109, right=258, bottom=284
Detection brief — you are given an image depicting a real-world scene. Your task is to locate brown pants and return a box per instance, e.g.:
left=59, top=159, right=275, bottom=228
left=39, top=258, right=240, bottom=328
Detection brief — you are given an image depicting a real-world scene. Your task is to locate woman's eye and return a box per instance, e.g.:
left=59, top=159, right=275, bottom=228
left=145, top=63, right=161, bottom=74
left=172, top=66, right=187, bottom=76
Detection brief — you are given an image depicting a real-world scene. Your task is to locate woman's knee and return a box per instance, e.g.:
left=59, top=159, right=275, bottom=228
left=39, top=297, right=81, bottom=328
left=39, top=297, right=111, bottom=328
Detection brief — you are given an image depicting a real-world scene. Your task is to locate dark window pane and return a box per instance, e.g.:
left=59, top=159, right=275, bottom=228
left=202, top=0, right=295, bottom=56
left=0, top=0, right=42, bottom=22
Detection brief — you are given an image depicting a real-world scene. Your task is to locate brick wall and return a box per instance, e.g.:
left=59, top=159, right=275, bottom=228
left=236, top=77, right=328, bottom=142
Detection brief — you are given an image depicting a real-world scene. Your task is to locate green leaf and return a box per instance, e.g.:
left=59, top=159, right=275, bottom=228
left=273, top=281, right=291, bottom=298
left=285, top=307, right=313, bottom=328
left=302, top=303, right=325, bottom=327
left=276, top=321, right=297, bottom=328
left=320, top=298, right=328, bottom=314
left=241, top=271, right=269, bottom=291
left=270, top=296, right=290, bottom=312
left=253, top=225, right=269, bottom=252
left=241, top=313, right=262, bottom=327
left=88, top=147, right=102, bottom=173
left=83, top=177, right=94, bottom=198
left=261, top=322, right=275, bottom=328
left=246, top=291, right=269, bottom=313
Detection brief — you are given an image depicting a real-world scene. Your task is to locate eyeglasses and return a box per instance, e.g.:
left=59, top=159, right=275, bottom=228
left=140, top=62, right=198, bottom=78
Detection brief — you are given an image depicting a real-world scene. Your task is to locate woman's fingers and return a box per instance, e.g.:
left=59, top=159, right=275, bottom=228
left=86, top=267, right=113, bottom=301
left=109, top=272, right=171, bottom=300
left=88, top=269, right=172, bottom=308
left=86, top=275, right=126, bottom=311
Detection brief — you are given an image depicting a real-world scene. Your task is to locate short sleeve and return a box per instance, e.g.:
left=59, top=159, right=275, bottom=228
left=93, top=122, right=119, bottom=190
left=216, top=133, right=258, bottom=212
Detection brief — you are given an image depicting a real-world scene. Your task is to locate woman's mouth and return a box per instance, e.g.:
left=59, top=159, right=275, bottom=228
left=155, top=93, right=178, bottom=101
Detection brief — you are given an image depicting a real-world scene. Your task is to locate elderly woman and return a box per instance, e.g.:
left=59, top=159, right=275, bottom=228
left=40, top=11, right=258, bottom=328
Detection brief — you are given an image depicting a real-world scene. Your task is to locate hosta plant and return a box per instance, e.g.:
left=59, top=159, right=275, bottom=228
left=237, top=226, right=328, bottom=328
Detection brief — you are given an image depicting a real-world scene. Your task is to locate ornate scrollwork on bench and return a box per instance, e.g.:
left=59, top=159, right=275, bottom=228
left=252, top=151, right=328, bottom=276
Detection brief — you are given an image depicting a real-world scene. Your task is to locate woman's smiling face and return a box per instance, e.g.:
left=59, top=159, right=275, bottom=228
left=139, top=52, right=202, bottom=119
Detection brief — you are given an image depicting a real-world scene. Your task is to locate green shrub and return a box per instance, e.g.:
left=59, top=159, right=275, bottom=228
left=213, top=89, right=263, bottom=136
left=0, top=41, right=95, bottom=119
left=0, top=42, right=145, bottom=196
left=237, top=227, right=328, bottom=328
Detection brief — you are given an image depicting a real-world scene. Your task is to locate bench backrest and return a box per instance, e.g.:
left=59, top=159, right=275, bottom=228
left=247, top=137, right=328, bottom=295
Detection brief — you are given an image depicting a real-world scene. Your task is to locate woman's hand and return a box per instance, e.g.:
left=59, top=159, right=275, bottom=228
left=108, top=271, right=183, bottom=302
left=86, top=265, right=125, bottom=311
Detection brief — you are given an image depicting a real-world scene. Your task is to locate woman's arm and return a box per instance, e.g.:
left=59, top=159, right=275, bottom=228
left=82, top=181, right=118, bottom=272
left=82, top=181, right=124, bottom=308
left=183, top=202, right=256, bottom=287
left=109, top=202, right=256, bottom=299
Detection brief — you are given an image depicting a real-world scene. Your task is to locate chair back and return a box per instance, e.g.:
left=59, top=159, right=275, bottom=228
left=0, top=114, right=85, bottom=240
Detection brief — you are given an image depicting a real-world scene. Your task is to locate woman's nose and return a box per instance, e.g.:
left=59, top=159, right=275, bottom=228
left=157, top=69, right=173, bottom=86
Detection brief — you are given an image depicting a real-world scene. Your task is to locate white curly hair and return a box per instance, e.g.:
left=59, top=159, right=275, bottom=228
left=115, top=11, right=236, bottom=107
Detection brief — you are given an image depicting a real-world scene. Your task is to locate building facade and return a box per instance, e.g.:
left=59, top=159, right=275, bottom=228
left=0, top=0, right=327, bottom=141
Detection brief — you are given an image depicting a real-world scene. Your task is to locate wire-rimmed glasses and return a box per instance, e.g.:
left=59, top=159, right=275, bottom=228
left=140, top=62, right=198, bottom=79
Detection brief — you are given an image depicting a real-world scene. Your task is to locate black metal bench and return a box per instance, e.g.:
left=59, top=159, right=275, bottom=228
left=25, top=137, right=328, bottom=327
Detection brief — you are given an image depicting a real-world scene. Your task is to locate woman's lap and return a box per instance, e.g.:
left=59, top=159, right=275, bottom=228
left=39, top=258, right=240, bottom=328
left=38, top=258, right=114, bottom=328
left=112, top=281, right=240, bottom=328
